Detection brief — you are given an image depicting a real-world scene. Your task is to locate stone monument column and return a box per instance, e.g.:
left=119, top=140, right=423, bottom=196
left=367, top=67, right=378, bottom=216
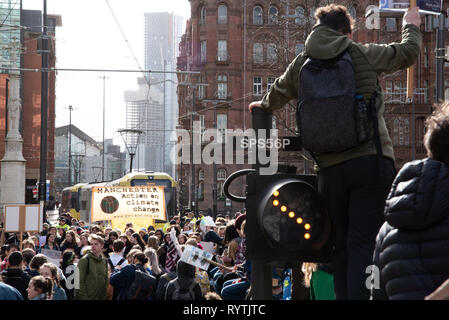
left=0, top=41, right=26, bottom=220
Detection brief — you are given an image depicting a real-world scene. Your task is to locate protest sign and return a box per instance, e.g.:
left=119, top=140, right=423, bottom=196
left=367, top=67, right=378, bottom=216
left=91, top=186, right=166, bottom=223
left=41, top=249, right=62, bottom=267
left=379, top=0, right=442, bottom=14
left=180, top=244, right=233, bottom=272
left=180, top=244, right=214, bottom=270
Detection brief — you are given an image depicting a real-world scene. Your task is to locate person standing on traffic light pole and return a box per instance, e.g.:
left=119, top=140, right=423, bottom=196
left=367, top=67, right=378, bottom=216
left=249, top=5, right=422, bottom=300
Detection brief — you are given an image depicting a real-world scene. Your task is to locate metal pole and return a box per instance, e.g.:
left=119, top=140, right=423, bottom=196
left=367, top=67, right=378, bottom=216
left=39, top=0, right=48, bottom=213
left=191, top=87, right=196, bottom=215
left=163, top=60, right=166, bottom=173
left=68, top=105, right=72, bottom=186
left=102, top=76, right=105, bottom=180
left=5, top=78, right=8, bottom=138
left=436, top=13, right=445, bottom=103
left=130, top=153, right=134, bottom=173
left=213, top=101, right=217, bottom=218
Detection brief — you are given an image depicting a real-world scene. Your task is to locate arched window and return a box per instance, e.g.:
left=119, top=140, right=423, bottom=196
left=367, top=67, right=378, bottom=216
left=218, top=4, right=227, bottom=24
left=253, top=43, right=263, bottom=63
left=295, top=6, right=305, bottom=25
left=268, top=6, right=278, bottom=25
left=253, top=6, right=263, bottom=25
left=200, top=6, right=206, bottom=24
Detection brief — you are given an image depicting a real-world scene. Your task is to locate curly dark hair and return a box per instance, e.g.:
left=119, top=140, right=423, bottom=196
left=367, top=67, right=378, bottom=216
left=424, top=102, right=449, bottom=166
left=315, top=4, right=355, bottom=35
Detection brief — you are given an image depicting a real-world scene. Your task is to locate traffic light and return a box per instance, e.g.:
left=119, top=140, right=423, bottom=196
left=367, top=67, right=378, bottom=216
left=245, top=171, right=333, bottom=263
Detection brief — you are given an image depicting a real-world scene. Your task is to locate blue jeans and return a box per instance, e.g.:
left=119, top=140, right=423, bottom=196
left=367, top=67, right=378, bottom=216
left=221, top=279, right=250, bottom=300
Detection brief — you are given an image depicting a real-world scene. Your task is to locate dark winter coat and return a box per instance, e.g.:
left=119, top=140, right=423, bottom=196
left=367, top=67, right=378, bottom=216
left=109, top=263, right=146, bottom=300
left=1, top=268, right=31, bottom=300
left=164, top=261, right=202, bottom=300
left=371, top=158, right=449, bottom=300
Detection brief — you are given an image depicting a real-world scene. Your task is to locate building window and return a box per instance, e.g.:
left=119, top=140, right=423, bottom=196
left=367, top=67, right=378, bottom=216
left=349, top=7, right=356, bottom=19
left=218, top=4, right=227, bottom=24
left=394, top=80, right=405, bottom=102
left=253, top=77, right=262, bottom=96
left=217, top=182, right=225, bottom=199
left=198, top=182, right=204, bottom=201
left=200, top=6, right=206, bottom=25
left=200, top=40, right=206, bottom=62
left=217, top=40, right=228, bottom=61
left=310, top=7, right=316, bottom=24
left=267, top=77, right=275, bottom=91
left=217, top=168, right=227, bottom=180
left=393, top=118, right=399, bottom=145
left=295, top=43, right=304, bottom=56
left=217, top=74, right=227, bottom=100
left=253, top=43, right=263, bottom=63
left=217, top=114, right=227, bottom=143
left=295, top=6, right=305, bottom=25
left=253, top=6, right=263, bottom=25
left=267, top=43, right=277, bottom=63
left=268, top=6, right=278, bottom=25
left=386, top=18, right=397, bottom=32
left=385, top=80, right=393, bottom=103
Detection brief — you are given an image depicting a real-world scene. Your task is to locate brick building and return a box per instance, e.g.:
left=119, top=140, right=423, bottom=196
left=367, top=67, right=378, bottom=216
left=177, top=0, right=449, bottom=216
left=0, top=9, right=61, bottom=203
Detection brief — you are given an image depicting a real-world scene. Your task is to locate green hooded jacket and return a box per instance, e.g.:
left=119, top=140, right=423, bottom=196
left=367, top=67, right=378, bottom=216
left=260, top=24, right=422, bottom=169
left=75, top=251, right=108, bottom=300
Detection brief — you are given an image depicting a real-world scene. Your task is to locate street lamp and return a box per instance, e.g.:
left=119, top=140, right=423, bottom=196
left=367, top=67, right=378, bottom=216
left=117, top=128, right=144, bottom=173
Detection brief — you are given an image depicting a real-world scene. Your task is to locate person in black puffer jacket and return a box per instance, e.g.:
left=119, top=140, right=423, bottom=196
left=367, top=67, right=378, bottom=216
left=371, top=102, right=449, bottom=300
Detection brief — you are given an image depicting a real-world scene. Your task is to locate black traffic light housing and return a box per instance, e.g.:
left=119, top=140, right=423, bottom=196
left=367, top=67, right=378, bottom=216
left=245, top=171, right=333, bottom=264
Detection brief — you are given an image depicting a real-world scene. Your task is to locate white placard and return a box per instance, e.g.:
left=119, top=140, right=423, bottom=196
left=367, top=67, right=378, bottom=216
left=4, top=206, right=20, bottom=232
left=200, top=241, right=216, bottom=254
left=41, top=249, right=62, bottom=267
left=180, top=244, right=213, bottom=270
left=25, top=206, right=40, bottom=231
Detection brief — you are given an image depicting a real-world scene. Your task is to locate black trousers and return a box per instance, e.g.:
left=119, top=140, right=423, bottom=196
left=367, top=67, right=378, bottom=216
left=317, top=155, right=396, bottom=300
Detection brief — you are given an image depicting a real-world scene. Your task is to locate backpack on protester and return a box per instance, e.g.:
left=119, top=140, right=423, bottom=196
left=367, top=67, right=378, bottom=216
left=297, top=51, right=382, bottom=158
left=171, top=280, right=197, bottom=300
left=107, top=257, right=125, bottom=271
left=127, top=268, right=157, bottom=300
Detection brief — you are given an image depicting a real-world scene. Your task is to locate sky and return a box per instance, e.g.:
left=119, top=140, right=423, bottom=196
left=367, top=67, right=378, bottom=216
left=21, top=0, right=191, bottom=150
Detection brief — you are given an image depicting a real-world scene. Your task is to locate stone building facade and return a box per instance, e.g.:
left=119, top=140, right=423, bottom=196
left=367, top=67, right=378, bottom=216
left=177, top=0, right=449, bottom=216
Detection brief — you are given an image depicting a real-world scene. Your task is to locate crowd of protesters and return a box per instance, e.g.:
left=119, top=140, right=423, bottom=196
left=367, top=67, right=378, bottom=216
left=0, top=208, right=295, bottom=300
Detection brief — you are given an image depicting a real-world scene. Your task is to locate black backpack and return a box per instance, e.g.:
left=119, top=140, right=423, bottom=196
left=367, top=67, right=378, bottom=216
left=107, top=257, right=125, bottom=270
left=126, top=268, right=157, bottom=300
left=297, top=51, right=380, bottom=156
left=171, top=280, right=197, bottom=300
